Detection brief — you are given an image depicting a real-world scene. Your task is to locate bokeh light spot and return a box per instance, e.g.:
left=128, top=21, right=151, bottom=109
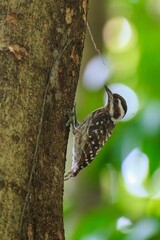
left=116, top=216, right=132, bottom=233
left=141, top=100, right=160, bottom=135
left=83, top=55, right=112, bottom=91
left=103, top=17, right=137, bottom=52
left=122, top=148, right=149, bottom=197
left=129, top=218, right=159, bottom=240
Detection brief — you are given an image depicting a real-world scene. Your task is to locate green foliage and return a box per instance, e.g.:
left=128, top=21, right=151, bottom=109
left=64, top=0, right=160, bottom=239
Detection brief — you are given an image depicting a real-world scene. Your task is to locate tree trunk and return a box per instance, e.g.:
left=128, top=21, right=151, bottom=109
left=0, top=0, right=89, bottom=239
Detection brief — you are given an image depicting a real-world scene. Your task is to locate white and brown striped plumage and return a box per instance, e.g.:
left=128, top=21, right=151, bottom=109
left=65, top=86, right=127, bottom=180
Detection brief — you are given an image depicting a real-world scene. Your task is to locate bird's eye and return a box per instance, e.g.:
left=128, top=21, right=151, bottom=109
left=114, top=98, right=118, bottom=104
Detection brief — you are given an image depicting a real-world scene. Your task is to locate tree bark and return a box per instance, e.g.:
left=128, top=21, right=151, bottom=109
left=0, top=0, right=89, bottom=239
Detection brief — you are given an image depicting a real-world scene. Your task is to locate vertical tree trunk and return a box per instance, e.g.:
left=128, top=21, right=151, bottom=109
left=0, top=0, right=89, bottom=239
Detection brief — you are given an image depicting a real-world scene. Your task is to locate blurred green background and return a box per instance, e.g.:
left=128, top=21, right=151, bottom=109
left=64, top=0, right=160, bottom=239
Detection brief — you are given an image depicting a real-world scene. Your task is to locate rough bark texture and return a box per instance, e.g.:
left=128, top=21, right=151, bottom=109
left=0, top=0, right=89, bottom=239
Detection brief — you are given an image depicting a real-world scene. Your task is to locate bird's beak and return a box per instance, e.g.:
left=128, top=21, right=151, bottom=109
left=104, top=85, right=113, bottom=106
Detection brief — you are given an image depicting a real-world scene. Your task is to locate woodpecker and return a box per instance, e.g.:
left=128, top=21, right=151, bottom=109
left=65, top=86, right=127, bottom=180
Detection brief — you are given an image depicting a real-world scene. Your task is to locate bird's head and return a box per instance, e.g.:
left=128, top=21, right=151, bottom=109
left=104, top=85, right=127, bottom=122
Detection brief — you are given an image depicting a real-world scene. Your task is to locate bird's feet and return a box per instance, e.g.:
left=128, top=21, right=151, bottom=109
left=65, top=103, right=78, bottom=128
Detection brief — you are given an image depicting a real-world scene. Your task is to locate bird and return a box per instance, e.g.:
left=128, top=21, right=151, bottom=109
left=65, top=86, right=127, bottom=180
